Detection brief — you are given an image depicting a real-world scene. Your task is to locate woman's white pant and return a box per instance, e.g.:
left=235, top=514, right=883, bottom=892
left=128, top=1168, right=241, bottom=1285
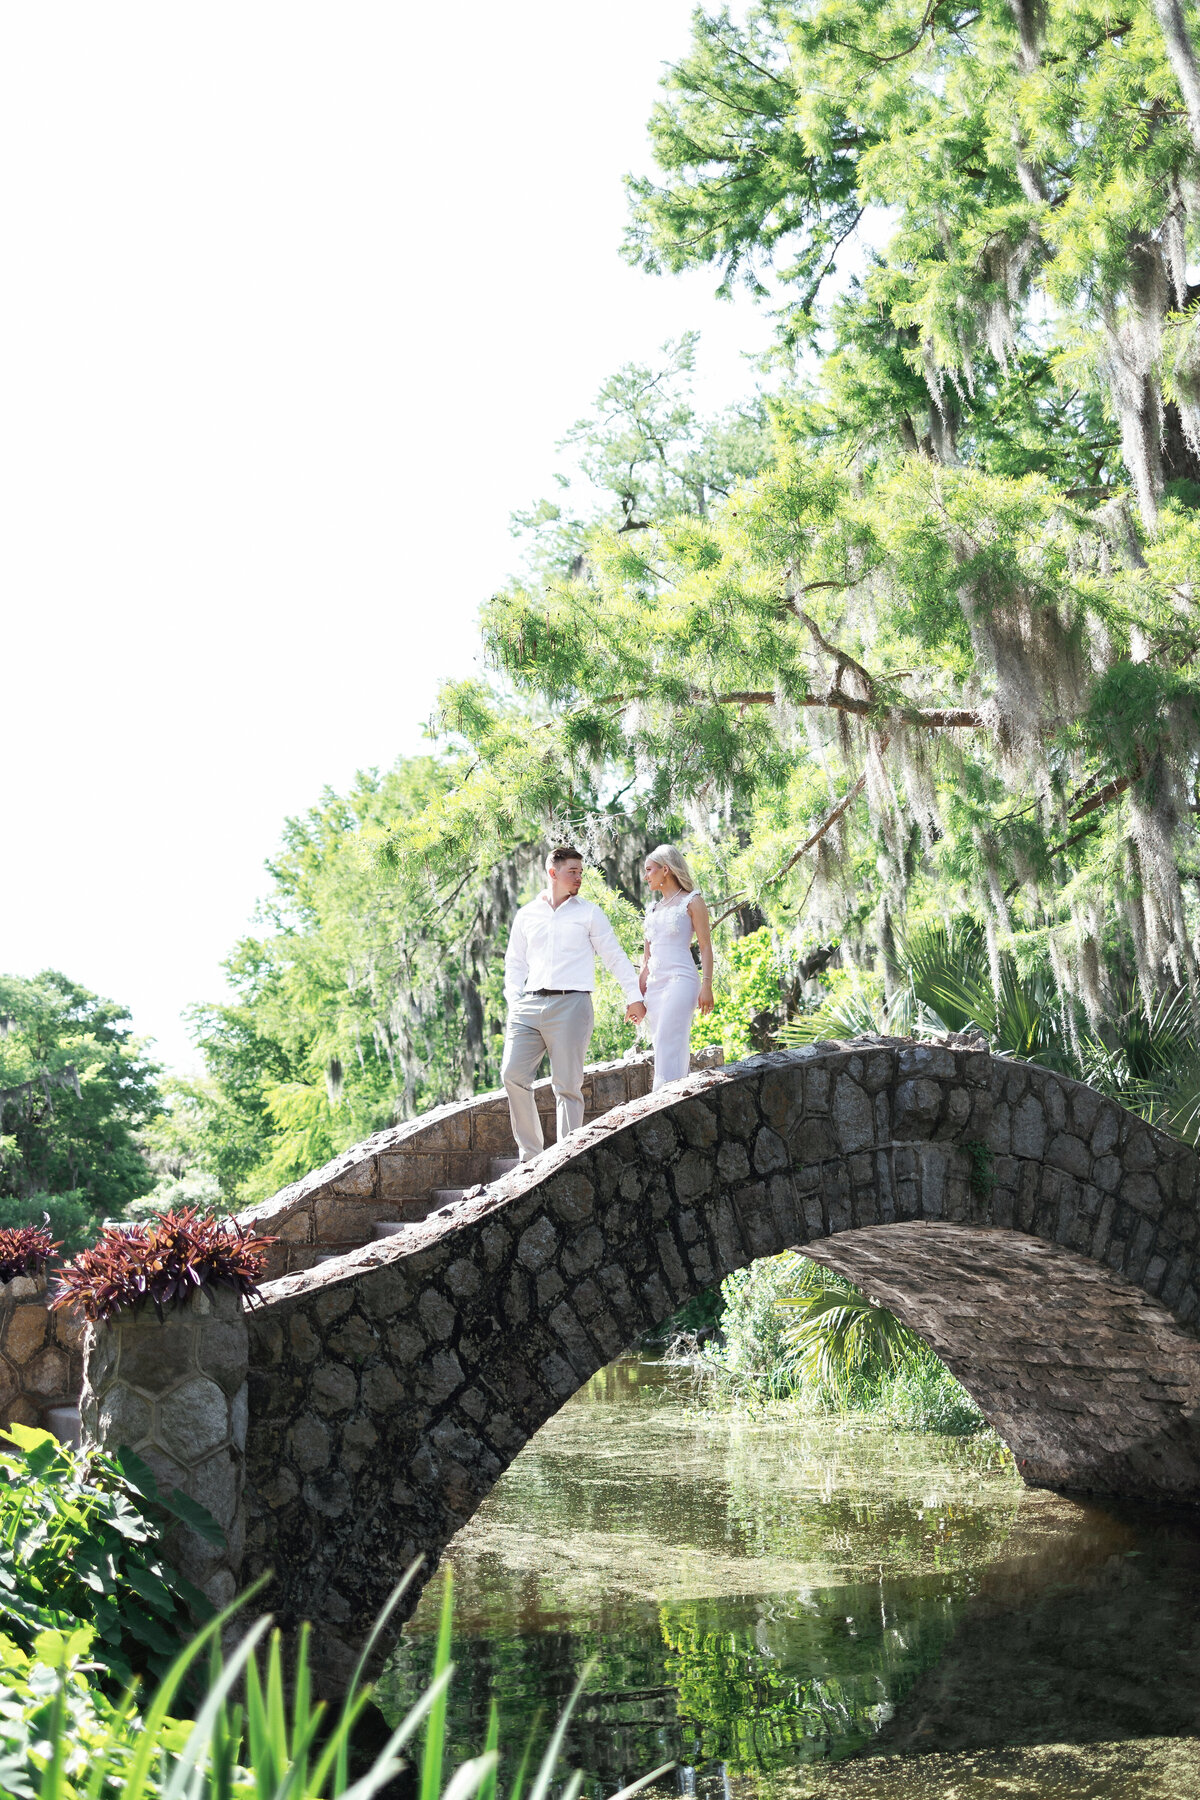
left=645, top=972, right=699, bottom=1089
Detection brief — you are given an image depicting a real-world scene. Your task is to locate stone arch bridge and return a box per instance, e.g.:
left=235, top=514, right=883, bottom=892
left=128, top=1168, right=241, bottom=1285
left=220, top=1039, right=1200, bottom=1687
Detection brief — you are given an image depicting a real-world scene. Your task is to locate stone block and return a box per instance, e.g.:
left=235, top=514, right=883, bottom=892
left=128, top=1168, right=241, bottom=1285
left=561, top=1226, right=603, bottom=1277
left=158, top=1377, right=231, bottom=1463
left=54, top=1305, right=85, bottom=1353
left=189, top=1448, right=243, bottom=1530
left=673, top=1147, right=713, bottom=1200
left=633, top=1114, right=680, bottom=1162
left=752, top=1126, right=788, bottom=1175
left=270, top=1208, right=315, bottom=1244
left=328, top=1314, right=378, bottom=1362
left=472, top=1108, right=519, bottom=1153
left=418, top=1287, right=456, bottom=1341
left=429, top=1108, right=473, bottom=1151
left=832, top=1075, right=874, bottom=1151
left=547, top=1171, right=596, bottom=1224
left=673, top=1097, right=720, bottom=1150
left=716, top=1082, right=759, bottom=1140
left=97, top=1382, right=153, bottom=1447
left=1011, top=1094, right=1048, bottom=1160
left=589, top=1069, right=629, bottom=1113
left=517, top=1217, right=559, bottom=1272
left=898, top=1044, right=956, bottom=1079
left=314, top=1286, right=356, bottom=1327
left=386, top=1320, right=426, bottom=1364
left=379, top=1152, right=445, bottom=1197
left=2, top=1301, right=49, bottom=1365
left=536, top=1267, right=566, bottom=1309
left=23, top=1346, right=69, bottom=1400
left=114, top=1318, right=195, bottom=1393
left=758, top=1067, right=803, bottom=1136
left=329, top=1157, right=377, bottom=1198
left=894, top=1077, right=941, bottom=1137
left=288, top=1311, right=322, bottom=1364
left=1120, top=1172, right=1163, bottom=1218
left=1046, top=1133, right=1091, bottom=1178
left=197, top=1319, right=249, bottom=1396
left=445, top=1257, right=482, bottom=1299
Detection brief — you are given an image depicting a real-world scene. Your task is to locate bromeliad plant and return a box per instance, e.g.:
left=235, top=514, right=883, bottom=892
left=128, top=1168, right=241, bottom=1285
left=0, top=1218, right=60, bottom=1282
left=52, top=1207, right=274, bottom=1323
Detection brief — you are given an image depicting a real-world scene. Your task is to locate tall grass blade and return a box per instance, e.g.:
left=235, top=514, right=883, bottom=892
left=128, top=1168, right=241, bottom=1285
left=418, top=1572, right=454, bottom=1800
left=525, top=1657, right=594, bottom=1800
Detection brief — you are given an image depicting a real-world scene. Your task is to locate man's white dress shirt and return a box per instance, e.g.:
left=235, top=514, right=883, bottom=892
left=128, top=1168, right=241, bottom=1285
left=504, top=893, right=642, bottom=1008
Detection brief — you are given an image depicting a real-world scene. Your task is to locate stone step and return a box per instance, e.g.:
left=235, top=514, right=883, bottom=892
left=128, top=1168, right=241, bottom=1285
left=373, top=1220, right=411, bottom=1239
left=489, top=1156, right=519, bottom=1178
left=315, top=1251, right=345, bottom=1264
left=430, top=1187, right=466, bottom=1208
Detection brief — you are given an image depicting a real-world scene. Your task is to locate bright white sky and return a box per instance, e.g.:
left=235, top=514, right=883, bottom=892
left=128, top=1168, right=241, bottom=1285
left=1, top=3, right=771, bottom=1073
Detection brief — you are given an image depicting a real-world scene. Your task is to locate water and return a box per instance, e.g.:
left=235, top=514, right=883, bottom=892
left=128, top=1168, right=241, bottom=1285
left=376, top=1359, right=1200, bottom=1798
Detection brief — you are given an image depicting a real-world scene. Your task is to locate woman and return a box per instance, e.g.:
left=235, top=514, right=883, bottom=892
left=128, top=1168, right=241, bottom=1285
left=639, top=844, right=714, bottom=1090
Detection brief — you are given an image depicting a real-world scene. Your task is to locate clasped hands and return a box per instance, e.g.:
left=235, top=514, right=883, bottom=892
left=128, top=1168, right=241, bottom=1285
left=625, top=1000, right=648, bottom=1023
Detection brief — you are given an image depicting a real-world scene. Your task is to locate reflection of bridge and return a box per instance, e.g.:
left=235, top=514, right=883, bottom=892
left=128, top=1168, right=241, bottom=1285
left=236, top=1037, right=1200, bottom=1690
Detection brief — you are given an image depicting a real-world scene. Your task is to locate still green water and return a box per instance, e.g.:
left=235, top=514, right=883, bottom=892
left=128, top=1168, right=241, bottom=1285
left=376, top=1360, right=1200, bottom=1798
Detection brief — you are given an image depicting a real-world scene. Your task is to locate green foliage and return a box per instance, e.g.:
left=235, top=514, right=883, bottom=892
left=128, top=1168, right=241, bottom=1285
left=0, top=1564, right=672, bottom=1800
left=775, top=1257, right=920, bottom=1396
left=195, top=0, right=1200, bottom=1196
left=698, top=928, right=792, bottom=1061
left=701, top=1254, right=987, bottom=1435
left=189, top=758, right=529, bottom=1204
left=0, top=1425, right=217, bottom=1691
left=0, top=972, right=162, bottom=1243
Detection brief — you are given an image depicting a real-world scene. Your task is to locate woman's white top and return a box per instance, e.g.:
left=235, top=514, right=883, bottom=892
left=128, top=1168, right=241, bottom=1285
left=645, top=889, right=702, bottom=982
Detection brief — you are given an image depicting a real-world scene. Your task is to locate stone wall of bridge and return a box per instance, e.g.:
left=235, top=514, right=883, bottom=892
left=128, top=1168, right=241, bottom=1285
left=237, top=1052, right=673, bottom=1280
left=236, top=1037, right=1200, bottom=1690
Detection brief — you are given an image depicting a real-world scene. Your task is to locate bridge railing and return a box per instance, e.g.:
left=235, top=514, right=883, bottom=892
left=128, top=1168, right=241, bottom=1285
left=237, top=1049, right=723, bottom=1282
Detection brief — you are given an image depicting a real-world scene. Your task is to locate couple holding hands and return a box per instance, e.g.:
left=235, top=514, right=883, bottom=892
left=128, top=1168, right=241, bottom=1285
left=501, top=842, right=714, bottom=1162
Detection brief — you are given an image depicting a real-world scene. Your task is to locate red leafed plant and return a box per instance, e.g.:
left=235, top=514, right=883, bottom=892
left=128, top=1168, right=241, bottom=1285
left=0, top=1218, right=61, bottom=1282
left=53, top=1207, right=275, bottom=1323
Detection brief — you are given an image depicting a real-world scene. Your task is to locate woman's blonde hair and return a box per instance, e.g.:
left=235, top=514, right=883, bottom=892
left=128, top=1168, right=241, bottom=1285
left=646, top=843, right=695, bottom=893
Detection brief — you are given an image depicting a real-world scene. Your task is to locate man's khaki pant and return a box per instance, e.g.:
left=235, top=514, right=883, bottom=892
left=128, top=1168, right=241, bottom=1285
left=501, top=991, right=594, bottom=1161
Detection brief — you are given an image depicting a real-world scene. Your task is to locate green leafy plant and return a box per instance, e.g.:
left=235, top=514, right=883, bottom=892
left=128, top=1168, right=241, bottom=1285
left=53, top=1208, right=274, bottom=1323
left=774, top=1257, right=919, bottom=1399
left=0, top=1564, right=674, bottom=1800
left=0, top=1218, right=59, bottom=1281
left=0, top=1424, right=220, bottom=1689
left=699, top=1253, right=988, bottom=1436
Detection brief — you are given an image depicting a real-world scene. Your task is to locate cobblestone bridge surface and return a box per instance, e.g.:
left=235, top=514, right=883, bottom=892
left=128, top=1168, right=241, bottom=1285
left=238, top=1037, right=1200, bottom=1689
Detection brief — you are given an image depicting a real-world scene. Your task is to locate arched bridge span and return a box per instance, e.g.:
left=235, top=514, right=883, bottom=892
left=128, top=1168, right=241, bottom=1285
left=241, top=1038, right=1200, bottom=1689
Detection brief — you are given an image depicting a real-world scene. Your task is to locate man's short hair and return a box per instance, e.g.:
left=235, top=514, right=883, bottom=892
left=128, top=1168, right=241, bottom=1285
left=548, top=844, right=584, bottom=866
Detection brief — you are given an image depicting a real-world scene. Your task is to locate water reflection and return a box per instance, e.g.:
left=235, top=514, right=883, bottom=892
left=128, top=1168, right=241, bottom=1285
left=376, top=1360, right=1200, bottom=1796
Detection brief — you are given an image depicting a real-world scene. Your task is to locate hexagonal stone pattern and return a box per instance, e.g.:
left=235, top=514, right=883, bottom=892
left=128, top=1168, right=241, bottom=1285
left=80, top=1283, right=248, bottom=1612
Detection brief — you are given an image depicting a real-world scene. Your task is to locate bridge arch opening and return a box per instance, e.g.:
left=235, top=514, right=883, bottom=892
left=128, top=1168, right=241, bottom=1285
left=241, top=1039, right=1200, bottom=1689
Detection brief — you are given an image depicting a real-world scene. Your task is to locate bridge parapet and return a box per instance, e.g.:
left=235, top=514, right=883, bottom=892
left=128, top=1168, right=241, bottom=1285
left=238, top=1050, right=722, bottom=1280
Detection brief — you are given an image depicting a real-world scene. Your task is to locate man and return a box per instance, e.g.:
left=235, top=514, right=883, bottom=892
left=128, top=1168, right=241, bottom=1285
left=502, top=844, right=647, bottom=1161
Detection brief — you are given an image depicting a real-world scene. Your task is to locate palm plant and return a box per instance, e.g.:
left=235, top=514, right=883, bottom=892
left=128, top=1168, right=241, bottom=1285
left=772, top=1256, right=922, bottom=1402
left=781, top=919, right=1200, bottom=1140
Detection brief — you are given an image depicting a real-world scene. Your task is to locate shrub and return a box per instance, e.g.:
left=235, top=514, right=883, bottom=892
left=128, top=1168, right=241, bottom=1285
left=0, top=1423, right=220, bottom=1689
left=699, top=1252, right=990, bottom=1434
left=0, top=1218, right=59, bottom=1281
left=52, top=1207, right=274, bottom=1323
